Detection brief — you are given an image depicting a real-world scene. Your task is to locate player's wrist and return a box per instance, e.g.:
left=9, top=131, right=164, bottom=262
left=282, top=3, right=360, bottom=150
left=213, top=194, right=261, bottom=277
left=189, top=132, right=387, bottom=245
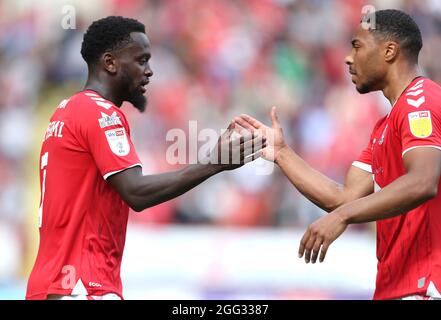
left=332, top=207, right=351, bottom=225
left=196, top=155, right=226, bottom=174
left=209, top=163, right=228, bottom=173
left=274, top=144, right=290, bottom=165
left=198, top=147, right=228, bottom=173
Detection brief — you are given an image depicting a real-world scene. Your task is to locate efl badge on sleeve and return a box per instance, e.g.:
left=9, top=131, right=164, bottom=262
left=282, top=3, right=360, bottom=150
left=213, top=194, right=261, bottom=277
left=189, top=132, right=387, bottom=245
left=105, top=128, right=130, bottom=156
left=408, top=111, right=432, bottom=138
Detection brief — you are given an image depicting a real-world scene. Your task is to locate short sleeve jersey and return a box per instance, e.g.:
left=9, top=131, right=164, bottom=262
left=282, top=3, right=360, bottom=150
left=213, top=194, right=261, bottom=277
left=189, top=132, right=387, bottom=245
left=26, top=90, right=142, bottom=299
left=353, top=77, right=441, bottom=300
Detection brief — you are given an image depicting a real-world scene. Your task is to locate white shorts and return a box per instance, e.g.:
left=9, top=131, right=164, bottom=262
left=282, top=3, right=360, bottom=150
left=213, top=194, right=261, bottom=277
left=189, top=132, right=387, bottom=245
left=398, top=295, right=441, bottom=300
left=47, top=293, right=121, bottom=300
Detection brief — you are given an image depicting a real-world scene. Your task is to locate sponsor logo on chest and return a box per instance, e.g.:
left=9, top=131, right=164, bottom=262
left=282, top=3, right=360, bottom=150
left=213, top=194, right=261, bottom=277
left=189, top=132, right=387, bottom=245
left=378, top=124, right=388, bottom=145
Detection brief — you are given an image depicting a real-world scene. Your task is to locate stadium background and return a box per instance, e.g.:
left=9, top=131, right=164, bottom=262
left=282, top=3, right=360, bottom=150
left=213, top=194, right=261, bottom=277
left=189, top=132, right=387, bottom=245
left=1, top=0, right=441, bottom=299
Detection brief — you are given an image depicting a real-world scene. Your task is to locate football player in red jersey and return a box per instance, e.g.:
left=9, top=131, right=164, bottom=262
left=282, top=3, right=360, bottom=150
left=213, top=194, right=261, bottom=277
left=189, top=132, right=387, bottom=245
left=26, top=16, right=265, bottom=300
left=235, top=9, right=441, bottom=300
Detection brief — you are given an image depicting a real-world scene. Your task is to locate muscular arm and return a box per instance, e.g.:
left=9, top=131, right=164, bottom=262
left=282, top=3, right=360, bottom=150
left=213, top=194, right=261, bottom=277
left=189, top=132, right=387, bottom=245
left=235, top=108, right=374, bottom=212
left=107, top=125, right=265, bottom=212
left=275, top=147, right=374, bottom=212
left=299, top=147, right=441, bottom=263
left=107, top=164, right=221, bottom=212
left=338, top=147, right=441, bottom=223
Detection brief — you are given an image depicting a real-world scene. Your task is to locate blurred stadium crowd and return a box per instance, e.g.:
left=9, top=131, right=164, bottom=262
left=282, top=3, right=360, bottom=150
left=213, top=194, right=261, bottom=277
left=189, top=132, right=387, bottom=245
left=1, top=0, right=441, bottom=285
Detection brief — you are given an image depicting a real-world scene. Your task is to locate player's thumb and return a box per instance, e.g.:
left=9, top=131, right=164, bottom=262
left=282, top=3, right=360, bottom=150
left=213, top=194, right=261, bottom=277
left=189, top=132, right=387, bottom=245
left=271, top=106, right=281, bottom=129
left=224, top=120, right=235, bottom=138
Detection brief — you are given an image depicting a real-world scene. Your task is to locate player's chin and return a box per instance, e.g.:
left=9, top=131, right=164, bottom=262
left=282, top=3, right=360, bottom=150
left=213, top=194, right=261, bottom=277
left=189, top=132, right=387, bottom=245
left=355, top=82, right=371, bottom=94
left=128, top=91, right=148, bottom=112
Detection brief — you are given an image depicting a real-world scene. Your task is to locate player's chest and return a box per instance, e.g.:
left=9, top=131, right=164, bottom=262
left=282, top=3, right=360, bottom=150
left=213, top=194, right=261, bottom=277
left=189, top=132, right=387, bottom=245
left=371, top=117, right=401, bottom=171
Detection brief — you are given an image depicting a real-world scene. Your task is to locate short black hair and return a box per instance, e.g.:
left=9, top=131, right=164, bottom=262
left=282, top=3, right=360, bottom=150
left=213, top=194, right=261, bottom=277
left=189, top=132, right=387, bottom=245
left=81, top=16, right=145, bottom=65
left=363, top=9, right=423, bottom=63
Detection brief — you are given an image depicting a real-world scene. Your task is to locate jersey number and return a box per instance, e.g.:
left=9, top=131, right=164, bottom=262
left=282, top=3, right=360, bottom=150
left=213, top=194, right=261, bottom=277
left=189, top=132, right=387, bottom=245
left=38, top=152, right=48, bottom=228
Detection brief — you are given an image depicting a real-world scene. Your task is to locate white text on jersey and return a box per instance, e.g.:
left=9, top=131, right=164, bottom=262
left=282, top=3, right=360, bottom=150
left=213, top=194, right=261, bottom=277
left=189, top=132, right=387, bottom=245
left=44, top=121, right=65, bottom=141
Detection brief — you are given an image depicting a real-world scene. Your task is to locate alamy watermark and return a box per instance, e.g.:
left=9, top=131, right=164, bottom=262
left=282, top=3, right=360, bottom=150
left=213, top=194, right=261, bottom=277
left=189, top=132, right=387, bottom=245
left=61, top=265, right=76, bottom=289
left=165, top=121, right=275, bottom=175
left=361, top=5, right=377, bottom=30
left=61, top=5, right=76, bottom=29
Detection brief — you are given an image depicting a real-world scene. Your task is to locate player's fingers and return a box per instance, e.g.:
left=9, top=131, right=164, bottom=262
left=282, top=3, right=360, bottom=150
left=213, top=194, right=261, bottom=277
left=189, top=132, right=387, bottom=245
left=271, top=106, right=281, bottom=129
left=237, top=129, right=253, bottom=143
left=251, top=134, right=266, bottom=147
left=229, top=132, right=244, bottom=146
left=319, top=241, right=331, bottom=263
left=234, top=117, right=258, bottom=132
left=242, top=139, right=253, bottom=156
left=243, top=136, right=266, bottom=156
left=244, top=140, right=266, bottom=157
left=226, top=120, right=235, bottom=131
left=231, top=131, right=252, bottom=149
left=311, top=237, right=323, bottom=264
left=239, top=114, right=265, bottom=130
left=230, top=120, right=246, bottom=134
left=243, top=150, right=263, bottom=164
left=304, top=235, right=316, bottom=264
left=221, top=121, right=235, bottom=140
left=298, top=230, right=311, bottom=259
left=227, top=135, right=241, bottom=165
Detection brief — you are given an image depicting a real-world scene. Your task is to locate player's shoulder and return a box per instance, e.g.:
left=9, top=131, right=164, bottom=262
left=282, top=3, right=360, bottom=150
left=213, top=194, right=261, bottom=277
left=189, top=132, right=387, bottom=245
left=403, top=77, right=441, bottom=106
left=417, top=77, right=441, bottom=94
left=65, top=90, right=126, bottom=123
left=66, top=90, right=115, bottom=112
left=394, top=77, right=441, bottom=116
left=67, top=91, right=132, bottom=138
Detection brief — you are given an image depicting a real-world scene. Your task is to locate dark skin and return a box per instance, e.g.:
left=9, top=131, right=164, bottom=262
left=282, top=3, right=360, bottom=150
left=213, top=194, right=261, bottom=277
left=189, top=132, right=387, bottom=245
left=235, top=24, right=441, bottom=263
left=85, top=32, right=151, bottom=111
left=84, top=32, right=266, bottom=212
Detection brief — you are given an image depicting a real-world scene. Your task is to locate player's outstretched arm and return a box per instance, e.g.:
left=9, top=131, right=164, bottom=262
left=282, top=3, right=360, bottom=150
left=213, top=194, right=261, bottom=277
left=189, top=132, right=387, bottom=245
left=107, top=122, right=265, bottom=212
left=298, top=147, right=441, bottom=264
left=234, top=107, right=374, bottom=212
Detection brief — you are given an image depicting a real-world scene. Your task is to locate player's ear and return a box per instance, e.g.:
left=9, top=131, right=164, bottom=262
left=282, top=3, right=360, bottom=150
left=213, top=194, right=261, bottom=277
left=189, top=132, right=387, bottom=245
left=102, top=52, right=118, bottom=74
left=384, top=41, right=399, bottom=63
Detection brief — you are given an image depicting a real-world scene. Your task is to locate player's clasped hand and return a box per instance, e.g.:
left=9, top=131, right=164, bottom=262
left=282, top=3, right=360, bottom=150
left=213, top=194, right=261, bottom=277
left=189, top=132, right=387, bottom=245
left=208, top=121, right=267, bottom=170
left=234, top=106, right=288, bottom=163
left=298, top=211, right=348, bottom=263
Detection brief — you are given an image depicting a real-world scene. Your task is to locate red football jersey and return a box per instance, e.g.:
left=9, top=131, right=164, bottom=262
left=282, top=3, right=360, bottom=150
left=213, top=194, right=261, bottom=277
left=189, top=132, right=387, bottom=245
left=353, top=77, right=441, bottom=299
left=26, top=90, right=142, bottom=299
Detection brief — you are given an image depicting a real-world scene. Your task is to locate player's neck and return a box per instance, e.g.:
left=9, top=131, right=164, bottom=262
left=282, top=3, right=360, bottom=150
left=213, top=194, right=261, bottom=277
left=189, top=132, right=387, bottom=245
left=382, top=64, right=422, bottom=106
left=84, top=77, right=124, bottom=107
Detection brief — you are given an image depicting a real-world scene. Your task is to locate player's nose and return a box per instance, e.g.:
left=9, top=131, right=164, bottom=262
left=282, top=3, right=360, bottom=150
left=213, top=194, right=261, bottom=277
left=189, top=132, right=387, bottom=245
left=145, top=66, right=153, bottom=78
left=344, top=54, right=354, bottom=66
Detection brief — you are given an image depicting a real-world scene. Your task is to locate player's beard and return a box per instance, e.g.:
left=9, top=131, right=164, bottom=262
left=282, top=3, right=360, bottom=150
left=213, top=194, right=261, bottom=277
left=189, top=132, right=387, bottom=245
left=120, top=69, right=147, bottom=113
left=355, top=65, right=385, bottom=94
left=356, top=83, right=372, bottom=94
left=127, top=88, right=147, bottom=113
left=356, top=76, right=378, bottom=94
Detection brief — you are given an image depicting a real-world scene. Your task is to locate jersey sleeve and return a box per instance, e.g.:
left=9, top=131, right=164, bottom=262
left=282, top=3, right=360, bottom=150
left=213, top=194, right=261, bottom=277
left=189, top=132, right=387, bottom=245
left=351, top=120, right=380, bottom=174
left=396, top=87, right=441, bottom=157
left=352, top=136, right=373, bottom=173
left=79, top=103, right=142, bottom=179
